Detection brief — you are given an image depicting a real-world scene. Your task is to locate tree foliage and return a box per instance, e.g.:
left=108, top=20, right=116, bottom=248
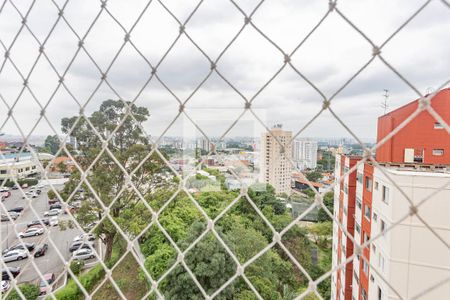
left=44, top=135, right=60, bottom=155
left=317, top=192, right=334, bottom=222
left=6, top=284, right=40, bottom=300
left=60, top=100, right=171, bottom=261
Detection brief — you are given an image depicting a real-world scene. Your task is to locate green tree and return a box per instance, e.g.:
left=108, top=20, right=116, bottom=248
left=60, top=100, right=170, bottom=261
left=57, top=161, right=67, bottom=173
left=317, top=192, right=334, bottom=222
left=305, top=171, right=322, bottom=182
left=47, top=189, right=56, bottom=200
left=44, top=135, right=60, bottom=155
left=308, top=221, right=332, bottom=248
left=6, top=284, right=40, bottom=300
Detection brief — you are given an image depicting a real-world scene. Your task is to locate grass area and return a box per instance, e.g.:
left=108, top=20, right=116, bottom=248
left=318, top=247, right=332, bottom=271
left=92, top=253, right=149, bottom=300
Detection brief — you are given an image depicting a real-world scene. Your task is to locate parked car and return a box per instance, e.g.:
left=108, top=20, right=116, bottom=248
left=73, top=233, right=95, bottom=242
left=11, top=185, right=19, bottom=190
left=49, top=204, right=62, bottom=210
left=69, top=241, right=93, bottom=252
left=18, top=227, right=44, bottom=238
left=1, top=212, right=19, bottom=222
left=1, top=267, right=20, bottom=280
left=34, top=244, right=48, bottom=258
left=49, top=216, right=58, bottom=227
left=35, top=189, right=42, bottom=195
left=27, top=218, right=49, bottom=227
left=48, top=198, right=60, bottom=205
left=43, top=209, right=61, bottom=217
left=0, top=280, right=10, bottom=293
left=72, top=248, right=95, bottom=260
left=38, top=273, right=55, bottom=296
left=8, top=207, right=23, bottom=213
left=0, top=187, right=9, bottom=192
left=2, top=243, right=35, bottom=255
left=22, top=192, right=38, bottom=199
left=83, top=221, right=98, bottom=231
left=0, top=191, right=10, bottom=198
left=2, top=250, right=28, bottom=263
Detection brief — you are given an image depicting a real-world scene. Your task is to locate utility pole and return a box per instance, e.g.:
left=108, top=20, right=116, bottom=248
left=381, top=89, right=389, bottom=114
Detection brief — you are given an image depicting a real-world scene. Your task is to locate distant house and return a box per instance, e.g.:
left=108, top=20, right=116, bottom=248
left=49, top=156, right=76, bottom=173
left=293, top=178, right=323, bottom=192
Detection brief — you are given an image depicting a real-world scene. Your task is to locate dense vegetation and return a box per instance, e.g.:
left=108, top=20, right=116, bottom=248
left=51, top=100, right=333, bottom=299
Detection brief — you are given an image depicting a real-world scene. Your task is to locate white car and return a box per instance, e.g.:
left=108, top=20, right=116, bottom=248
left=2, top=250, right=28, bottom=263
left=73, top=233, right=95, bottom=243
left=18, top=227, right=44, bottom=238
left=49, top=216, right=59, bottom=227
left=22, top=191, right=38, bottom=199
left=43, top=209, right=61, bottom=217
left=0, top=187, right=9, bottom=192
left=72, top=248, right=95, bottom=261
left=1, top=280, right=10, bottom=293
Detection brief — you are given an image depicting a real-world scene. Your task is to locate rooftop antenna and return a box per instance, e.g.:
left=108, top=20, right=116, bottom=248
left=381, top=89, right=389, bottom=114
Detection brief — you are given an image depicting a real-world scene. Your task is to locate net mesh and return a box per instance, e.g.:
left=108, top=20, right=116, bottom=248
left=0, top=0, right=449, bottom=299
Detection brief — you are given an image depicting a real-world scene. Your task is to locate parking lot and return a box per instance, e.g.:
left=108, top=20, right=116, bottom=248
left=1, top=183, right=98, bottom=285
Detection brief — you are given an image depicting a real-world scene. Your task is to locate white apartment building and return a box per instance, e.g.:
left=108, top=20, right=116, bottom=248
left=259, top=125, right=292, bottom=195
left=293, top=139, right=318, bottom=170
left=332, top=158, right=450, bottom=300
left=0, top=154, right=39, bottom=181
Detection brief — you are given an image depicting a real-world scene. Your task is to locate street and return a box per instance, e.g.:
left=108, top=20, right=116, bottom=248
left=1, top=184, right=97, bottom=285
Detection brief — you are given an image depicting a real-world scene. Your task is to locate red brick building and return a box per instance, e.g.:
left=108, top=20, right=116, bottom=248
left=376, top=89, right=450, bottom=164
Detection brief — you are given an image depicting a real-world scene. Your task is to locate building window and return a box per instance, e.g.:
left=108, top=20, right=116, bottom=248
left=355, top=223, right=361, bottom=234
left=375, top=181, right=379, bottom=190
left=380, top=219, right=386, bottom=235
left=372, top=244, right=376, bottom=253
left=370, top=275, right=375, bottom=282
left=357, top=172, right=363, bottom=184
left=434, top=122, right=444, bottom=129
left=378, top=287, right=383, bottom=300
left=363, top=260, right=369, bottom=275
left=354, top=271, right=359, bottom=283
left=0, top=170, right=6, bottom=174
left=379, top=254, right=385, bottom=272
left=356, top=196, right=362, bottom=210
left=364, top=205, right=371, bottom=220
left=344, top=185, right=348, bottom=194
left=373, top=212, right=378, bottom=222
left=382, top=186, right=389, bottom=204
left=432, top=149, right=444, bottom=156
left=365, top=176, right=372, bottom=192
left=364, top=232, right=370, bottom=243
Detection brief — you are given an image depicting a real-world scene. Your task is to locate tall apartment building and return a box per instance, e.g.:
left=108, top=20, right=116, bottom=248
left=260, top=124, right=292, bottom=194
left=331, top=88, right=450, bottom=300
left=293, top=139, right=318, bottom=170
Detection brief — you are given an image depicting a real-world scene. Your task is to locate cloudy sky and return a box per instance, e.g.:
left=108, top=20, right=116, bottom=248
left=0, top=0, right=449, bottom=143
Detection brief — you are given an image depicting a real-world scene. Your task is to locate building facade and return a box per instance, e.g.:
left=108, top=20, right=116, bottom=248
left=332, top=89, right=450, bottom=300
left=259, top=125, right=292, bottom=195
left=376, top=89, right=450, bottom=164
left=0, top=154, right=39, bottom=181
left=293, top=139, right=318, bottom=170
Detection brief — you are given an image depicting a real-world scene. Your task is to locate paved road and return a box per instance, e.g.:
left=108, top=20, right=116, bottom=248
left=1, top=184, right=98, bottom=285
